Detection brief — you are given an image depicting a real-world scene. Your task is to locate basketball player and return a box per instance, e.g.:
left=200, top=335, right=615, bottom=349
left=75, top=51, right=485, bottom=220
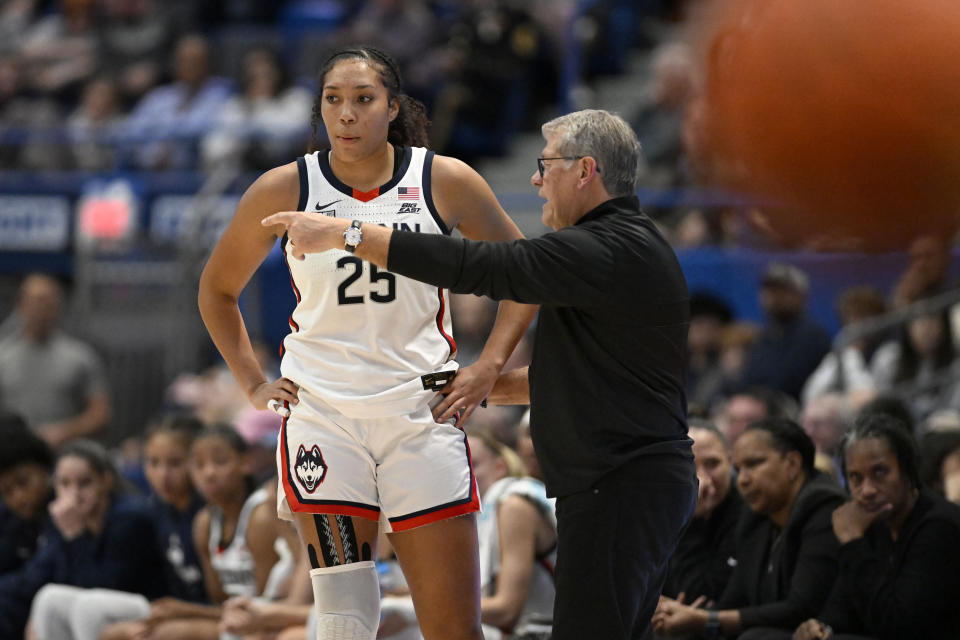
left=198, top=47, right=535, bottom=640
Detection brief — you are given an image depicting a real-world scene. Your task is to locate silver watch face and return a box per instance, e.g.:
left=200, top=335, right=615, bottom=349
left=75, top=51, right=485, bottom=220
left=344, top=226, right=362, bottom=246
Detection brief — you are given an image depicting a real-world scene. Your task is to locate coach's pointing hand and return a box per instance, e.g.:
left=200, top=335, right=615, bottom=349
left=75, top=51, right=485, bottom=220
left=262, top=211, right=350, bottom=259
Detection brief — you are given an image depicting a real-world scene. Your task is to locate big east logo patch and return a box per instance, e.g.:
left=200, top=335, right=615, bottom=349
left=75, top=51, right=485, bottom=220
left=295, top=444, right=327, bottom=492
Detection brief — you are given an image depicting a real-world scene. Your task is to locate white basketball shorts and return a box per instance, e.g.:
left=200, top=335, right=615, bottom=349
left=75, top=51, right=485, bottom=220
left=276, top=390, right=479, bottom=532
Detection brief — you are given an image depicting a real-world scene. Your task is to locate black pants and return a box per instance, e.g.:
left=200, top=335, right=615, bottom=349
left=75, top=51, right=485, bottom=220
left=739, top=629, right=877, bottom=640
left=551, top=454, right=697, bottom=640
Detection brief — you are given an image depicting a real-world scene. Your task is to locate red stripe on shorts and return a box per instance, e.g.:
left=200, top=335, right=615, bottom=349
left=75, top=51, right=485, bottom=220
left=389, top=433, right=480, bottom=531
left=388, top=490, right=480, bottom=532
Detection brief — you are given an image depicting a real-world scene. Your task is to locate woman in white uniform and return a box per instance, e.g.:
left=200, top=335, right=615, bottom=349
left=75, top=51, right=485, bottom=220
left=198, top=46, right=535, bottom=640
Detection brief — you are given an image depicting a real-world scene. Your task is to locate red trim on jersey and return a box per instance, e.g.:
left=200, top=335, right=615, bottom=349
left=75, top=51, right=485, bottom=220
left=278, top=408, right=380, bottom=521
left=282, top=244, right=301, bottom=332
left=435, top=288, right=457, bottom=357
left=352, top=186, right=380, bottom=202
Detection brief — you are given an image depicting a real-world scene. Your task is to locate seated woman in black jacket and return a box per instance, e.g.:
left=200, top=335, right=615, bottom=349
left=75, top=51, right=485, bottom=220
left=790, top=413, right=960, bottom=640
left=653, top=418, right=846, bottom=639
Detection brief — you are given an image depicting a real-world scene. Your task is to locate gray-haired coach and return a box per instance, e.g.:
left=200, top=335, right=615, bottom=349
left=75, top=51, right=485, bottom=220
left=264, top=109, right=697, bottom=640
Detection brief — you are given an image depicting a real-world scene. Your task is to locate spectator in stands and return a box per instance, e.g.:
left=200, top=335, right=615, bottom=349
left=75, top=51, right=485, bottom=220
left=121, top=33, right=231, bottom=170
left=0, top=273, right=111, bottom=447
left=0, top=53, right=63, bottom=170
left=871, top=309, right=959, bottom=424
left=890, top=234, right=953, bottom=309
left=802, top=285, right=887, bottom=407
left=202, top=46, right=311, bottom=172
left=740, top=263, right=831, bottom=400
left=632, top=41, right=697, bottom=189
left=27, top=414, right=210, bottom=639
left=789, top=413, right=960, bottom=640
left=96, top=0, right=176, bottom=108
left=516, top=409, right=542, bottom=482
left=325, top=0, right=442, bottom=93
left=429, top=0, right=549, bottom=160
left=856, top=394, right=916, bottom=437
left=712, top=385, right=792, bottom=446
left=471, top=429, right=556, bottom=639
left=0, top=0, right=39, bottom=55
left=661, top=420, right=743, bottom=607
left=98, top=425, right=296, bottom=640
left=218, top=551, right=313, bottom=639
left=653, top=418, right=845, bottom=638
left=0, top=439, right=166, bottom=640
left=704, top=321, right=762, bottom=406
left=685, top=292, right=734, bottom=414
left=67, top=76, right=123, bottom=171
left=920, top=428, right=960, bottom=505
left=17, top=0, right=98, bottom=102
left=0, top=412, right=53, bottom=577
left=801, top=392, right=854, bottom=481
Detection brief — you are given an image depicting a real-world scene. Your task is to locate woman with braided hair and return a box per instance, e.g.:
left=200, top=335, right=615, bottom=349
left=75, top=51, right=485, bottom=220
left=198, top=46, right=536, bottom=640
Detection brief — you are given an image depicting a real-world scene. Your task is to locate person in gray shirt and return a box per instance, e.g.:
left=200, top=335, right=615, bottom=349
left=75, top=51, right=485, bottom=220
left=0, top=273, right=110, bottom=447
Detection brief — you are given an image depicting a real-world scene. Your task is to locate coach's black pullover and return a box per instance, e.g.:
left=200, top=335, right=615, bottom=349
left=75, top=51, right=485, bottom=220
left=389, top=195, right=692, bottom=497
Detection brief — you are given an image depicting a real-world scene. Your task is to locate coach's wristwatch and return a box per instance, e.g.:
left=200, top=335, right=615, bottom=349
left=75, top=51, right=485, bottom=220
left=343, top=220, right=363, bottom=253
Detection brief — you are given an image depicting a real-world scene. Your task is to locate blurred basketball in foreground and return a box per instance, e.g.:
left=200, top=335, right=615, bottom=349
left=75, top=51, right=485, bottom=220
left=685, top=0, right=960, bottom=251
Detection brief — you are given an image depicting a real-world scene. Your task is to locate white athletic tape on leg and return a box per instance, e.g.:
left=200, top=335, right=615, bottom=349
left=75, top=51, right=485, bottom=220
left=310, top=561, right=380, bottom=640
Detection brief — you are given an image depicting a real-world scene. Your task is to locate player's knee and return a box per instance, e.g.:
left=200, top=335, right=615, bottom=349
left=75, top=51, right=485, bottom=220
left=29, top=584, right=75, bottom=634
left=310, top=560, right=380, bottom=640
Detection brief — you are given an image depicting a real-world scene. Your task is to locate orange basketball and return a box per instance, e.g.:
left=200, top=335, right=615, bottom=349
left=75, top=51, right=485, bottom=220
left=687, top=0, right=960, bottom=251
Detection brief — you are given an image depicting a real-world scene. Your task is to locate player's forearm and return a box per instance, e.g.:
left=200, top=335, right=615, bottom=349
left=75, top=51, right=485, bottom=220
left=480, top=594, right=524, bottom=631
left=487, top=367, right=530, bottom=405
left=197, top=286, right=268, bottom=398
left=477, top=301, right=537, bottom=371
left=253, top=604, right=313, bottom=630
left=66, top=394, right=110, bottom=438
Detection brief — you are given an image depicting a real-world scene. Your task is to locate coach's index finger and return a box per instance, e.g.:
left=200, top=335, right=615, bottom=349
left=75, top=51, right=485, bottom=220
left=261, top=211, right=298, bottom=228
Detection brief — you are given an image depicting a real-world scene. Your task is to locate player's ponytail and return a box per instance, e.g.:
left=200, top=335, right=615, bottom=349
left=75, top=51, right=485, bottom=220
left=312, top=46, right=430, bottom=149
left=389, top=93, right=429, bottom=148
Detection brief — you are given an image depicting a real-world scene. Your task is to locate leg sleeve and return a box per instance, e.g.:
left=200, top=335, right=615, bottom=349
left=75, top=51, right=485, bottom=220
left=310, top=561, right=381, bottom=640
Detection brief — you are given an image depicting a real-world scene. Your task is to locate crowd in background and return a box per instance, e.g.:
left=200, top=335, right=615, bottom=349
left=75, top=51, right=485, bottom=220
left=3, top=1, right=960, bottom=639
left=0, top=0, right=681, bottom=173
left=2, top=229, right=960, bottom=638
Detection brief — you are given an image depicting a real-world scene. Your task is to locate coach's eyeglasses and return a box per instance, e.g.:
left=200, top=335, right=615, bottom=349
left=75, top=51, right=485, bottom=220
left=536, top=156, right=600, bottom=178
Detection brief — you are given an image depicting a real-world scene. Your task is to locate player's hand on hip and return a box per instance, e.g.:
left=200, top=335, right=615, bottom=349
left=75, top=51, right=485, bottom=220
left=261, top=211, right=350, bottom=260
left=432, top=360, right=497, bottom=427
left=250, top=378, right=300, bottom=415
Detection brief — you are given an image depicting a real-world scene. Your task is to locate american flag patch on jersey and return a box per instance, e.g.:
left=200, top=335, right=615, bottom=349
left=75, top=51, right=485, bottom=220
left=397, top=187, right=420, bottom=200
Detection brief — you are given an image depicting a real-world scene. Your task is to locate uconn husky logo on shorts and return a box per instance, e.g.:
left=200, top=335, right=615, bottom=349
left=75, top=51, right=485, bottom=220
left=295, top=444, right=328, bottom=493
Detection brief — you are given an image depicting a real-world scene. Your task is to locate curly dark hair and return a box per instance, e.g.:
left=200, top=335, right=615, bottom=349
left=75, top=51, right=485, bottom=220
left=310, top=46, right=429, bottom=149
left=0, top=411, right=53, bottom=473
left=841, top=412, right=921, bottom=490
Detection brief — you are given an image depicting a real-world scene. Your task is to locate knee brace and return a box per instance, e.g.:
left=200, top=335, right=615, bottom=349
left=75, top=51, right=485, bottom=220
left=310, top=560, right=380, bottom=640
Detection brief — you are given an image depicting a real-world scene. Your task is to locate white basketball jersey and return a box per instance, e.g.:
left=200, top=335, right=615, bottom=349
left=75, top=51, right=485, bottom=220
left=208, top=487, right=269, bottom=598
left=280, top=146, right=458, bottom=419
